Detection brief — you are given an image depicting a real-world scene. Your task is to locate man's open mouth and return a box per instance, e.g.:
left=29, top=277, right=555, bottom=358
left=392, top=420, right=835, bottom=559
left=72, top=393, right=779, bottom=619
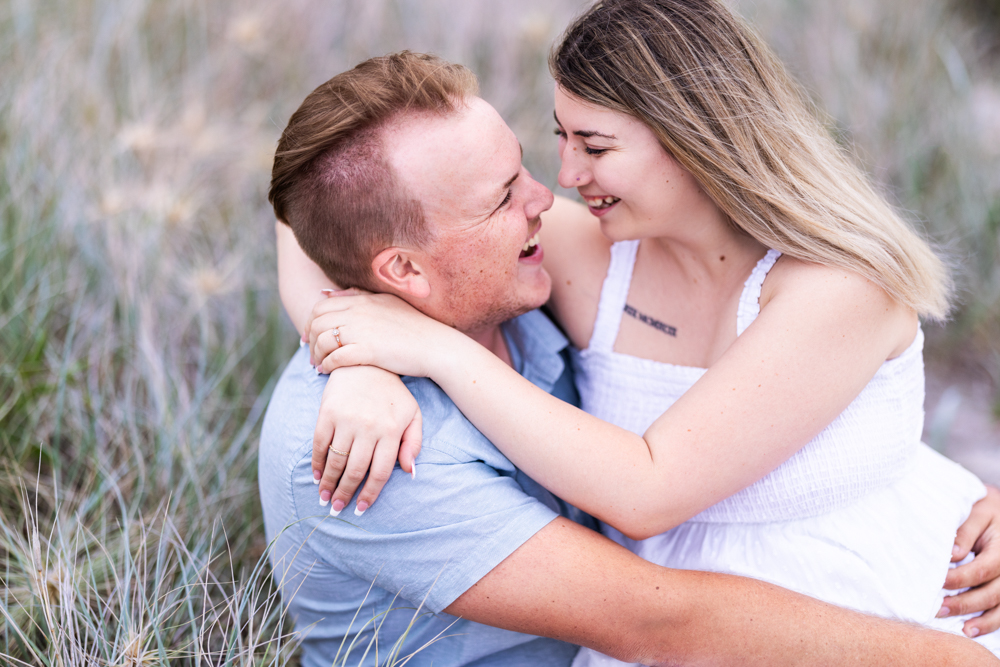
left=519, top=232, right=540, bottom=258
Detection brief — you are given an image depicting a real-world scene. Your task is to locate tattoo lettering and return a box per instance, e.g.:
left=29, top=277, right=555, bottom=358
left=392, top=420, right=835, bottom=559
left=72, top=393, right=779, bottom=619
left=624, top=304, right=677, bottom=337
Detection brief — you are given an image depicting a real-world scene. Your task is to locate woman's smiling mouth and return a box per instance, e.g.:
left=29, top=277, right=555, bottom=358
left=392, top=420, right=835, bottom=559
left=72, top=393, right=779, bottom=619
left=585, top=195, right=620, bottom=210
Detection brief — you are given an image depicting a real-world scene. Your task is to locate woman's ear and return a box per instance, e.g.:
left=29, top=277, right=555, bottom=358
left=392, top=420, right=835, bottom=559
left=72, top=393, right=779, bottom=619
left=371, top=248, right=431, bottom=299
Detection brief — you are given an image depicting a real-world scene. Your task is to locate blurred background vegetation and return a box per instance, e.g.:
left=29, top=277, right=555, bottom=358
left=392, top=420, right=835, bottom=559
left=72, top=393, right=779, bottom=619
left=1, top=0, right=998, bottom=663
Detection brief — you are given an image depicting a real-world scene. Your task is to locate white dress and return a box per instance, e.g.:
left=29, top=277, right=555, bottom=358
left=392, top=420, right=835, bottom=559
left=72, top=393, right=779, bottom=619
left=570, top=240, right=998, bottom=666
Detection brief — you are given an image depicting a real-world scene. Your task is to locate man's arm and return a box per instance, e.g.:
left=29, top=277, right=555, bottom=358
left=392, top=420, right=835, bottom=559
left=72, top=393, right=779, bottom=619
left=449, top=518, right=997, bottom=666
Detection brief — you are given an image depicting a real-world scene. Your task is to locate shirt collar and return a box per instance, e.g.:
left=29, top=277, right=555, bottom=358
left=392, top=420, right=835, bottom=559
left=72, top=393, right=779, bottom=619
left=501, top=309, right=570, bottom=393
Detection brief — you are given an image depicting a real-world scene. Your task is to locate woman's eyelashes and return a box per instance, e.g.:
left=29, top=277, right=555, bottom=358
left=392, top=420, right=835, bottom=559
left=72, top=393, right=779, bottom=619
left=553, top=127, right=608, bottom=156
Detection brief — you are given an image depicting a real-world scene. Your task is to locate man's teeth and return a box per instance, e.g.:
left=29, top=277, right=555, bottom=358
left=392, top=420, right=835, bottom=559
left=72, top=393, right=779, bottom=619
left=521, top=233, right=540, bottom=253
left=587, top=196, right=620, bottom=209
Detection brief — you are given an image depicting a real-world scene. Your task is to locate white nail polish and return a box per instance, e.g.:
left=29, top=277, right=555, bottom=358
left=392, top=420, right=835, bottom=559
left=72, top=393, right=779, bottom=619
left=411, top=463, right=417, bottom=480
left=313, top=477, right=320, bottom=485
left=330, top=506, right=341, bottom=517
left=354, top=506, right=366, bottom=516
left=319, top=497, right=329, bottom=507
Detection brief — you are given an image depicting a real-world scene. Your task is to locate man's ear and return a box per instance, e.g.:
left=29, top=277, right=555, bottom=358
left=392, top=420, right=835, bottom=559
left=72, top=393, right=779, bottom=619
left=371, top=247, right=431, bottom=299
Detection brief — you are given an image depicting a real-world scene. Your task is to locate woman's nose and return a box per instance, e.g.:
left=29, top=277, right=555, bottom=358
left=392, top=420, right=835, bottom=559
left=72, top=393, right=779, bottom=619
left=557, top=148, right=590, bottom=189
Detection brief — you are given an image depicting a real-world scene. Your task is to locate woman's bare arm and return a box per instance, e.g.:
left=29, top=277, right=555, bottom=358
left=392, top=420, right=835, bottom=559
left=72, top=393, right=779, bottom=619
left=276, top=221, right=337, bottom=336
left=310, top=259, right=914, bottom=539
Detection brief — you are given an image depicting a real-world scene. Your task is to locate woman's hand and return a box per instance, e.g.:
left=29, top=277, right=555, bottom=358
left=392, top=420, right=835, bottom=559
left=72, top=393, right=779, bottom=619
left=311, top=365, right=422, bottom=515
left=306, top=290, right=463, bottom=378
left=940, top=485, right=1000, bottom=637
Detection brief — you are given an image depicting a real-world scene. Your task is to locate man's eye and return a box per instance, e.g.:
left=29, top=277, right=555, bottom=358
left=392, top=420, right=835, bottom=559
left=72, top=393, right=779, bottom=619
left=498, top=190, right=512, bottom=209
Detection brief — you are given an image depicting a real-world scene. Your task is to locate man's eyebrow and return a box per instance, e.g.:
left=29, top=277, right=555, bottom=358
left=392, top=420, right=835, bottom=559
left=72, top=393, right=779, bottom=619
left=553, top=110, right=617, bottom=140
left=498, top=171, right=519, bottom=200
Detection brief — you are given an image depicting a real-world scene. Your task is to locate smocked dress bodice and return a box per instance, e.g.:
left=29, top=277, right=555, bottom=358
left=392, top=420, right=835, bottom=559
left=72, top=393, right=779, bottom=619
left=569, top=240, right=995, bottom=667
left=570, top=240, right=925, bottom=522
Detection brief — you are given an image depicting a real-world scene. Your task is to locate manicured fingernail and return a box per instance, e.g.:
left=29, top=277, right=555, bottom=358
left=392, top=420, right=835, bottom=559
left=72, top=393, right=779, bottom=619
left=354, top=501, right=369, bottom=516
left=953, top=545, right=962, bottom=557
left=411, top=463, right=417, bottom=480
left=313, top=471, right=321, bottom=484
left=321, top=289, right=335, bottom=295
left=936, top=606, right=950, bottom=618
left=299, top=339, right=306, bottom=348
left=319, top=490, right=331, bottom=506
left=330, top=499, right=344, bottom=517
left=967, top=627, right=980, bottom=638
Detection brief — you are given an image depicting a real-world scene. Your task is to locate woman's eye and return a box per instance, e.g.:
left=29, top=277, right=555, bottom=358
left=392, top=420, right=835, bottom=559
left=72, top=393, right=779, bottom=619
left=584, top=146, right=608, bottom=156
left=553, top=127, right=566, bottom=139
left=498, top=190, right=512, bottom=209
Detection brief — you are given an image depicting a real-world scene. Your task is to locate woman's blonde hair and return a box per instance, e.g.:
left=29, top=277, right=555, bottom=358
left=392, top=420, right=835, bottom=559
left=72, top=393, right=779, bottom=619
left=552, top=0, right=952, bottom=319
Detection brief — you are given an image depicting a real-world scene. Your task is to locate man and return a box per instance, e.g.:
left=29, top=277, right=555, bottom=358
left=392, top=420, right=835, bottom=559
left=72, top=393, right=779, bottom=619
left=260, top=52, right=995, bottom=666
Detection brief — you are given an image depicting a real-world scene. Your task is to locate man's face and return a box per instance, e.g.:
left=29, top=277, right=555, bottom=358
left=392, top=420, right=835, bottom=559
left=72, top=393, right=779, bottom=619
left=385, top=97, right=554, bottom=333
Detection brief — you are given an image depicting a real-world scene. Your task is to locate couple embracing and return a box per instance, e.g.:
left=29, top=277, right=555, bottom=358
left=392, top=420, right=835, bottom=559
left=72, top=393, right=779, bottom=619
left=260, top=1, right=1000, bottom=664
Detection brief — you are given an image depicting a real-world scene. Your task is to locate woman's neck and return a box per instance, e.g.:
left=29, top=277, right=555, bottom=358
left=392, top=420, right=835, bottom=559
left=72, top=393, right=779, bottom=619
left=643, top=217, right=768, bottom=291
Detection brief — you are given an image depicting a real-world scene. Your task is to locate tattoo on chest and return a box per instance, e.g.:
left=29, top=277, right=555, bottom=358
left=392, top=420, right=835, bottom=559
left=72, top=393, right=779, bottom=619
left=624, top=304, right=677, bottom=337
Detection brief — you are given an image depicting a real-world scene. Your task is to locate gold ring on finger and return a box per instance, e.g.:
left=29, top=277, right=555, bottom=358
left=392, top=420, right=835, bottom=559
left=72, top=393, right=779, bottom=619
left=329, top=446, right=350, bottom=456
left=332, top=327, right=342, bottom=350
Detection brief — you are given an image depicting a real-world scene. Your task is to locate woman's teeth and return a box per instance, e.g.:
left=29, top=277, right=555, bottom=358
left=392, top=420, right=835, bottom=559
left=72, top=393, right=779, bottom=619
left=521, top=232, right=540, bottom=254
left=587, top=196, right=620, bottom=209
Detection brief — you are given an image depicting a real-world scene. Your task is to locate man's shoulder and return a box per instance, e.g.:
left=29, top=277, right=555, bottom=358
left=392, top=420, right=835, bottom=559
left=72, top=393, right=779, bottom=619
left=258, top=347, right=511, bottom=471
left=402, top=376, right=515, bottom=469
left=260, top=346, right=324, bottom=457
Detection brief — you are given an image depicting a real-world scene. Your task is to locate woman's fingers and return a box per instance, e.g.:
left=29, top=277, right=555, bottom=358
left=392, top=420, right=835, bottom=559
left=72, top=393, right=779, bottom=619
left=318, top=431, right=356, bottom=512
left=965, top=604, right=1000, bottom=638
left=353, top=438, right=405, bottom=513
left=947, top=533, right=1000, bottom=591
left=329, top=436, right=379, bottom=516
left=311, top=419, right=334, bottom=485
left=319, top=342, right=369, bottom=374
left=309, top=312, right=344, bottom=366
left=941, top=575, right=1000, bottom=629
left=954, top=486, right=1000, bottom=562
left=313, top=326, right=343, bottom=365
left=398, top=407, right=423, bottom=477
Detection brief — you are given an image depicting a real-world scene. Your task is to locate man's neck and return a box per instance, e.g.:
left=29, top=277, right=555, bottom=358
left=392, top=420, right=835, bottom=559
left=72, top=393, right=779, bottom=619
left=465, top=324, right=513, bottom=368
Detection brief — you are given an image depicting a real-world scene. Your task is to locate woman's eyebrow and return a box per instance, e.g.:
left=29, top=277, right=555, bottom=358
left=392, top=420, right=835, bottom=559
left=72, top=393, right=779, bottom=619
left=553, top=110, right=617, bottom=140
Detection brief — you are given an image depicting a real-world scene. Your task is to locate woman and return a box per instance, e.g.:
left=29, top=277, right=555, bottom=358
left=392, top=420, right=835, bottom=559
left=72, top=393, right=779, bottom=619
left=278, top=0, right=1000, bottom=658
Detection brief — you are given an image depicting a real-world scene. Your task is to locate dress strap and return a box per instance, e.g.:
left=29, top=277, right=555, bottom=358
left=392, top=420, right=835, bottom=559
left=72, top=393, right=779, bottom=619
left=587, top=240, right=640, bottom=352
left=736, top=249, right=782, bottom=336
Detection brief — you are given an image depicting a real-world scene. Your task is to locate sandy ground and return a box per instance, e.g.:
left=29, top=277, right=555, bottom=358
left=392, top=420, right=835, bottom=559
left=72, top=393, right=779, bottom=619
left=925, top=365, right=1000, bottom=487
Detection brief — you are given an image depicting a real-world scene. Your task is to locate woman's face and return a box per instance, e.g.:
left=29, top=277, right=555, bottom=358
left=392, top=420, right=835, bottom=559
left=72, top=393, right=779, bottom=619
left=554, top=86, right=713, bottom=242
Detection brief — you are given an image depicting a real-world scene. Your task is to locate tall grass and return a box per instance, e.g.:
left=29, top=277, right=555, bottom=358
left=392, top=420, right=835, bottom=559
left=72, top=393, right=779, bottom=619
left=0, top=0, right=584, bottom=662
left=0, top=0, right=997, bottom=664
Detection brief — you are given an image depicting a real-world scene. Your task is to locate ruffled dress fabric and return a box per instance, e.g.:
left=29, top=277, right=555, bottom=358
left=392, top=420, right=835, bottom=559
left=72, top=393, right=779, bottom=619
left=569, top=241, right=996, bottom=666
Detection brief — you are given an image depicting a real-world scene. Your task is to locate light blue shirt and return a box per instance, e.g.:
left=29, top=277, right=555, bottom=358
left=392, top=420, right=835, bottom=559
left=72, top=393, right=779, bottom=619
left=259, top=309, right=589, bottom=667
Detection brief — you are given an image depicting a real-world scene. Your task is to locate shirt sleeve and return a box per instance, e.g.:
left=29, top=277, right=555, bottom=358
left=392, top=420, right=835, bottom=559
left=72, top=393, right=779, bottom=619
left=285, top=386, right=560, bottom=614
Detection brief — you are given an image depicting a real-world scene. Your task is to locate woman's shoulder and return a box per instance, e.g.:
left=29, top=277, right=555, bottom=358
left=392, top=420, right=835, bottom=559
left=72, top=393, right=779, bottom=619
left=540, top=195, right=612, bottom=349
left=760, top=255, right=919, bottom=359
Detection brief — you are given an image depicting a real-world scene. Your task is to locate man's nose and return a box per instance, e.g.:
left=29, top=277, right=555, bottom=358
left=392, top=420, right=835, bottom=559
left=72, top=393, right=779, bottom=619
left=524, top=174, right=555, bottom=220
